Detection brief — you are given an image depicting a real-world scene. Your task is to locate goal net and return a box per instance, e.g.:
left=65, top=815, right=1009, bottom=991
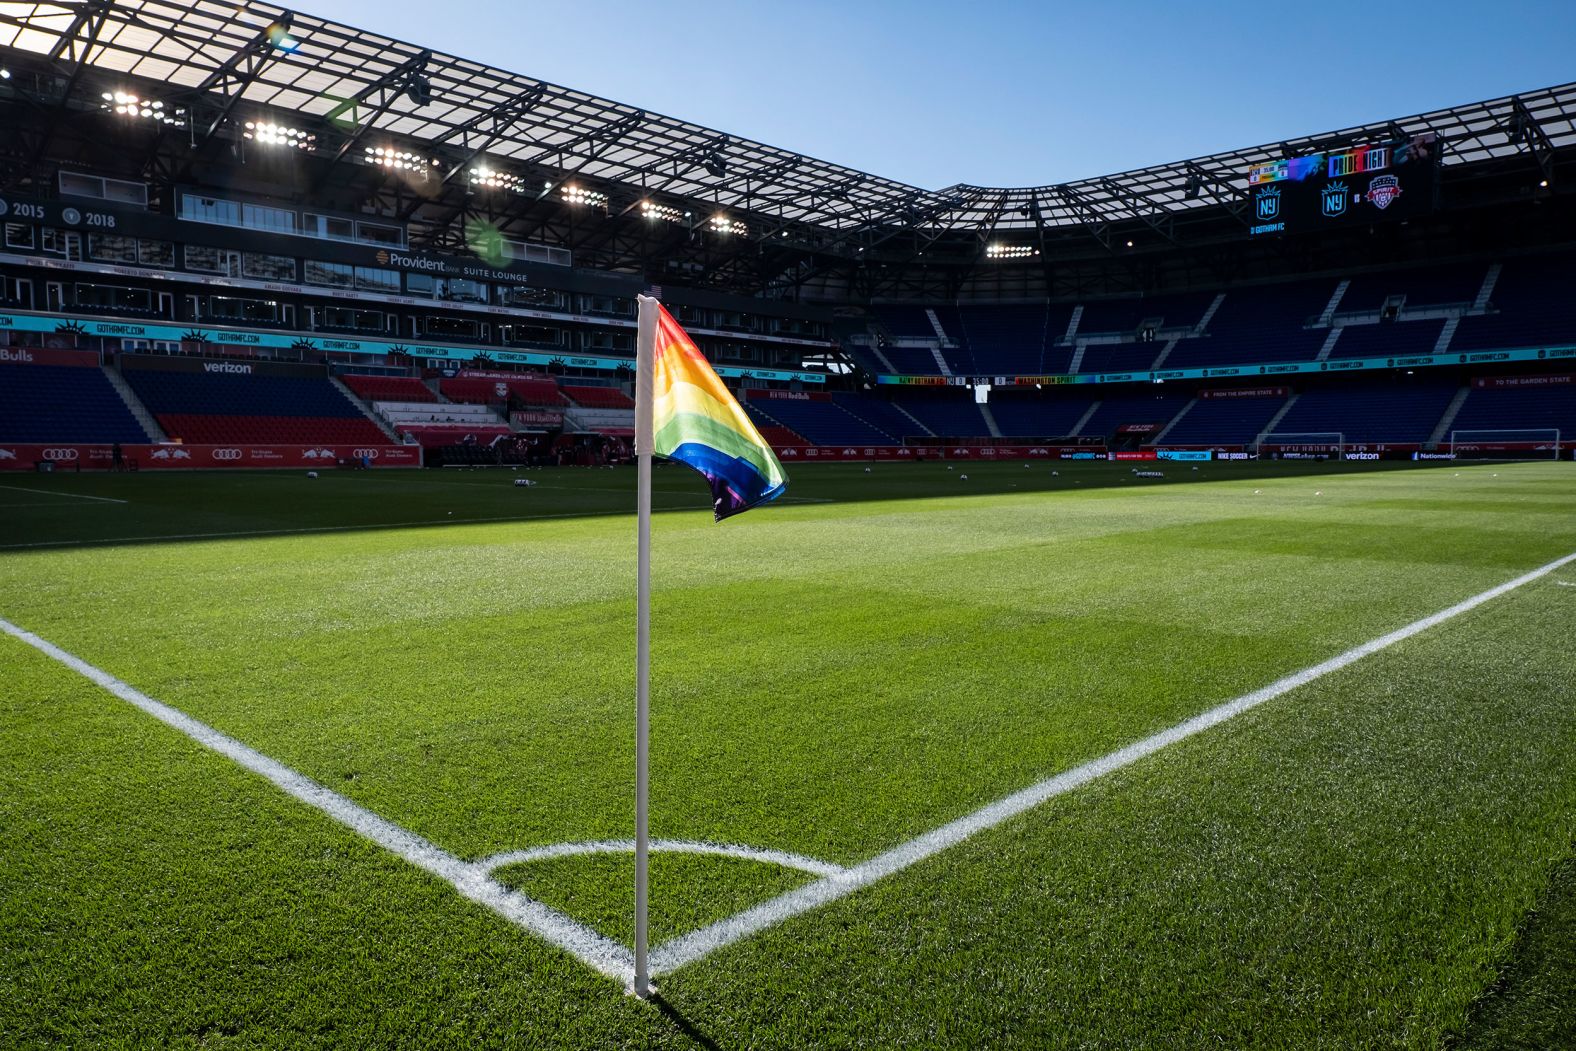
left=1256, top=432, right=1344, bottom=459
left=1448, top=429, right=1562, bottom=460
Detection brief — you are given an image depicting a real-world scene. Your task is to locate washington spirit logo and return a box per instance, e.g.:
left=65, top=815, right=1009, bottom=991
left=1321, top=181, right=1349, bottom=217
left=1254, top=185, right=1282, bottom=221
left=1365, top=174, right=1402, bottom=210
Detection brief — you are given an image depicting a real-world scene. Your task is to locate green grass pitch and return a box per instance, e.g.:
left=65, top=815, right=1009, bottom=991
left=2, top=459, right=1574, bottom=1048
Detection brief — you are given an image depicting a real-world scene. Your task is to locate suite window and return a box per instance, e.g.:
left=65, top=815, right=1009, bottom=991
left=185, top=244, right=238, bottom=275
left=305, top=260, right=355, bottom=289
left=304, top=213, right=355, bottom=241
left=241, top=203, right=296, bottom=234
left=354, top=266, right=399, bottom=293
left=499, top=285, right=564, bottom=309
left=4, top=223, right=35, bottom=249
left=322, top=307, right=384, bottom=332
left=405, top=273, right=437, bottom=296
left=181, top=194, right=241, bottom=227
left=241, top=252, right=296, bottom=281
left=208, top=296, right=278, bottom=322
left=138, top=240, right=174, bottom=268
left=445, top=278, right=487, bottom=303
left=420, top=316, right=481, bottom=339
left=75, top=283, right=152, bottom=311
left=88, top=234, right=138, bottom=264
left=355, top=221, right=402, bottom=246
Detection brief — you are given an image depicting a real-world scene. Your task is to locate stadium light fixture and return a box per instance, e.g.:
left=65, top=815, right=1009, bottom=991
left=470, top=166, right=527, bottom=192
left=709, top=214, right=749, bottom=236
left=264, top=20, right=299, bottom=52
left=100, top=91, right=186, bottom=127
left=984, top=244, right=1036, bottom=259
left=244, top=121, right=316, bottom=150
left=640, top=200, right=686, bottom=224
left=0, top=68, right=11, bottom=80
left=560, top=184, right=608, bottom=207
left=1125, top=239, right=1135, bottom=248
left=364, top=146, right=439, bottom=174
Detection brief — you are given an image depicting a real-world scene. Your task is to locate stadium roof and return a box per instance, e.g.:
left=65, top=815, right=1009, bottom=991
left=2, top=0, right=1573, bottom=240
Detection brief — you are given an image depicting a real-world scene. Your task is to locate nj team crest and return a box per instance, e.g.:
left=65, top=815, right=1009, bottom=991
left=1321, top=181, right=1348, bottom=217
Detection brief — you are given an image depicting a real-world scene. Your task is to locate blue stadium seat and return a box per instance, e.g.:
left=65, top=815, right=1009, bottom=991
left=0, top=362, right=148, bottom=443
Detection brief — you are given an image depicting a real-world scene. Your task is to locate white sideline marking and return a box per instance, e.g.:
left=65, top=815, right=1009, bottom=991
left=0, top=617, right=633, bottom=981
left=478, top=840, right=847, bottom=879
left=0, top=483, right=128, bottom=504
left=3, top=550, right=1571, bottom=989
left=646, top=549, right=1576, bottom=975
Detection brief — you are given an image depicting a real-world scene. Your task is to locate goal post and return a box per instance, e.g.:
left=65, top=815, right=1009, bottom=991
left=1255, top=431, right=1344, bottom=459
left=1447, top=429, right=1561, bottom=460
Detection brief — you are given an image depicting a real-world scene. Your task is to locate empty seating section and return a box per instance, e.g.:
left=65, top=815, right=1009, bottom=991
left=153, top=414, right=387, bottom=445
left=1162, top=395, right=1288, bottom=445
left=831, top=393, right=925, bottom=439
left=124, top=364, right=387, bottom=446
left=1450, top=383, right=1576, bottom=439
left=0, top=362, right=148, bottom=442
left=1327, top=320, right=1444, bottom=359
left=753, top=424, right=805, bottom=446
left=1273, top=382, right=1459, bottom=443
left=1339, top=263, right=1484, bottom=312
left=953, top=303, right=1077, bottom=375
left=891, top=394, right=989, bottom=437
left=1079, top=342, right=1165, bottom=374
left=1452, top=255, right=1576, bottom=350
left=1075, top=292, right=1215, bottom=338
left=872, top=305, right=939, bottom=340
left=986, top=396, right=1097, bottom=437
left=874, top=345, right=945, bottom=374
left=747, top=397, right=897, bottom=445
left=340, top=374, right=437, bottom=403
left=378, top=401, right=501, bottom=431
left=561, top=385, right=635, bottom=409
left=1166, top=280, right=1334, bottom=368
left=399, top=424, right=511, bottom=448
left=440, top=375, right=565, bottom=405
left=1076, top=394, right=1190, bottom=437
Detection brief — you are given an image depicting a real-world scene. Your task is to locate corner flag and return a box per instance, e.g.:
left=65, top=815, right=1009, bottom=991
left=628, top=294, right=788, bottom=997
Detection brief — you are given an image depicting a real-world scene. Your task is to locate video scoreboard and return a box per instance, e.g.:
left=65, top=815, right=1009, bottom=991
left=1247, top=134, right=1439, bottom=237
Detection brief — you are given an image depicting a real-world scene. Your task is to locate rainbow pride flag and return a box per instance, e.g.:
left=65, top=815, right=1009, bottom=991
left=643, top=297, right=787, bottom=520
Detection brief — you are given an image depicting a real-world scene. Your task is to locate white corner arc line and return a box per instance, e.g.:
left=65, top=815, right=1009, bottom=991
left=0, top=617, right=634, bottom=982
left=646, top=550, right=1576, bottom=976
left=477, top=840, right=847, bottom=879
left=0, top=483, right=128, bottom=504
left=3, top=550, right=1572, bottom=988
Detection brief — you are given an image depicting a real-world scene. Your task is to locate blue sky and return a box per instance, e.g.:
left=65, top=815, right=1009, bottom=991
left=308, top=0, right=1575, bottom=189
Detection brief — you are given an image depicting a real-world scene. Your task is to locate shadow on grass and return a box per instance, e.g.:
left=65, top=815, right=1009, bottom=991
left=0, top=458, right=1507, bottom=554
left=653, top=993, right=724, bottom=1051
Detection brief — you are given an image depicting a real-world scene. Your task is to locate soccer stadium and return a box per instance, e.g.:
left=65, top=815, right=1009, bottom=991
left=2, top=0, right=1575, bottom=1046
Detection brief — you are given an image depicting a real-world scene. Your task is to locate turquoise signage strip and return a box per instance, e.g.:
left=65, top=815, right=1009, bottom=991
left=875, top=343, right=1576, bottom=386
left=0, top=310, right=826, bottom=384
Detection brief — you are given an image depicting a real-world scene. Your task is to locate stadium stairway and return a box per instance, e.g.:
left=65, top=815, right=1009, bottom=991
left=1427, top=386, right=1473, bottom=446
left=102, top=365, right=166, bottom=441
left=1151, top=398, right=1196, bottom=444
left=330, top=375, right=402, bottom=441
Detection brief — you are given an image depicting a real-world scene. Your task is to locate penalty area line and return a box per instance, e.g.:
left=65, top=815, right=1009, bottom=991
left=646, top=549, right=1576, bottom=976
left=0, top=616, right=635, bottom=982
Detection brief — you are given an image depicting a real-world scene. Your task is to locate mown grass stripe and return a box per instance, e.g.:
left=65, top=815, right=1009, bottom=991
left=648, top=549, right=1576, bottom=975
left=0, top=615, right=635, bottom=981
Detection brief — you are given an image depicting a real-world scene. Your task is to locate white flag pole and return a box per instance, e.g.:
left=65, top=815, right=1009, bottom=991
left=631, top=293, right=658, bottom=999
